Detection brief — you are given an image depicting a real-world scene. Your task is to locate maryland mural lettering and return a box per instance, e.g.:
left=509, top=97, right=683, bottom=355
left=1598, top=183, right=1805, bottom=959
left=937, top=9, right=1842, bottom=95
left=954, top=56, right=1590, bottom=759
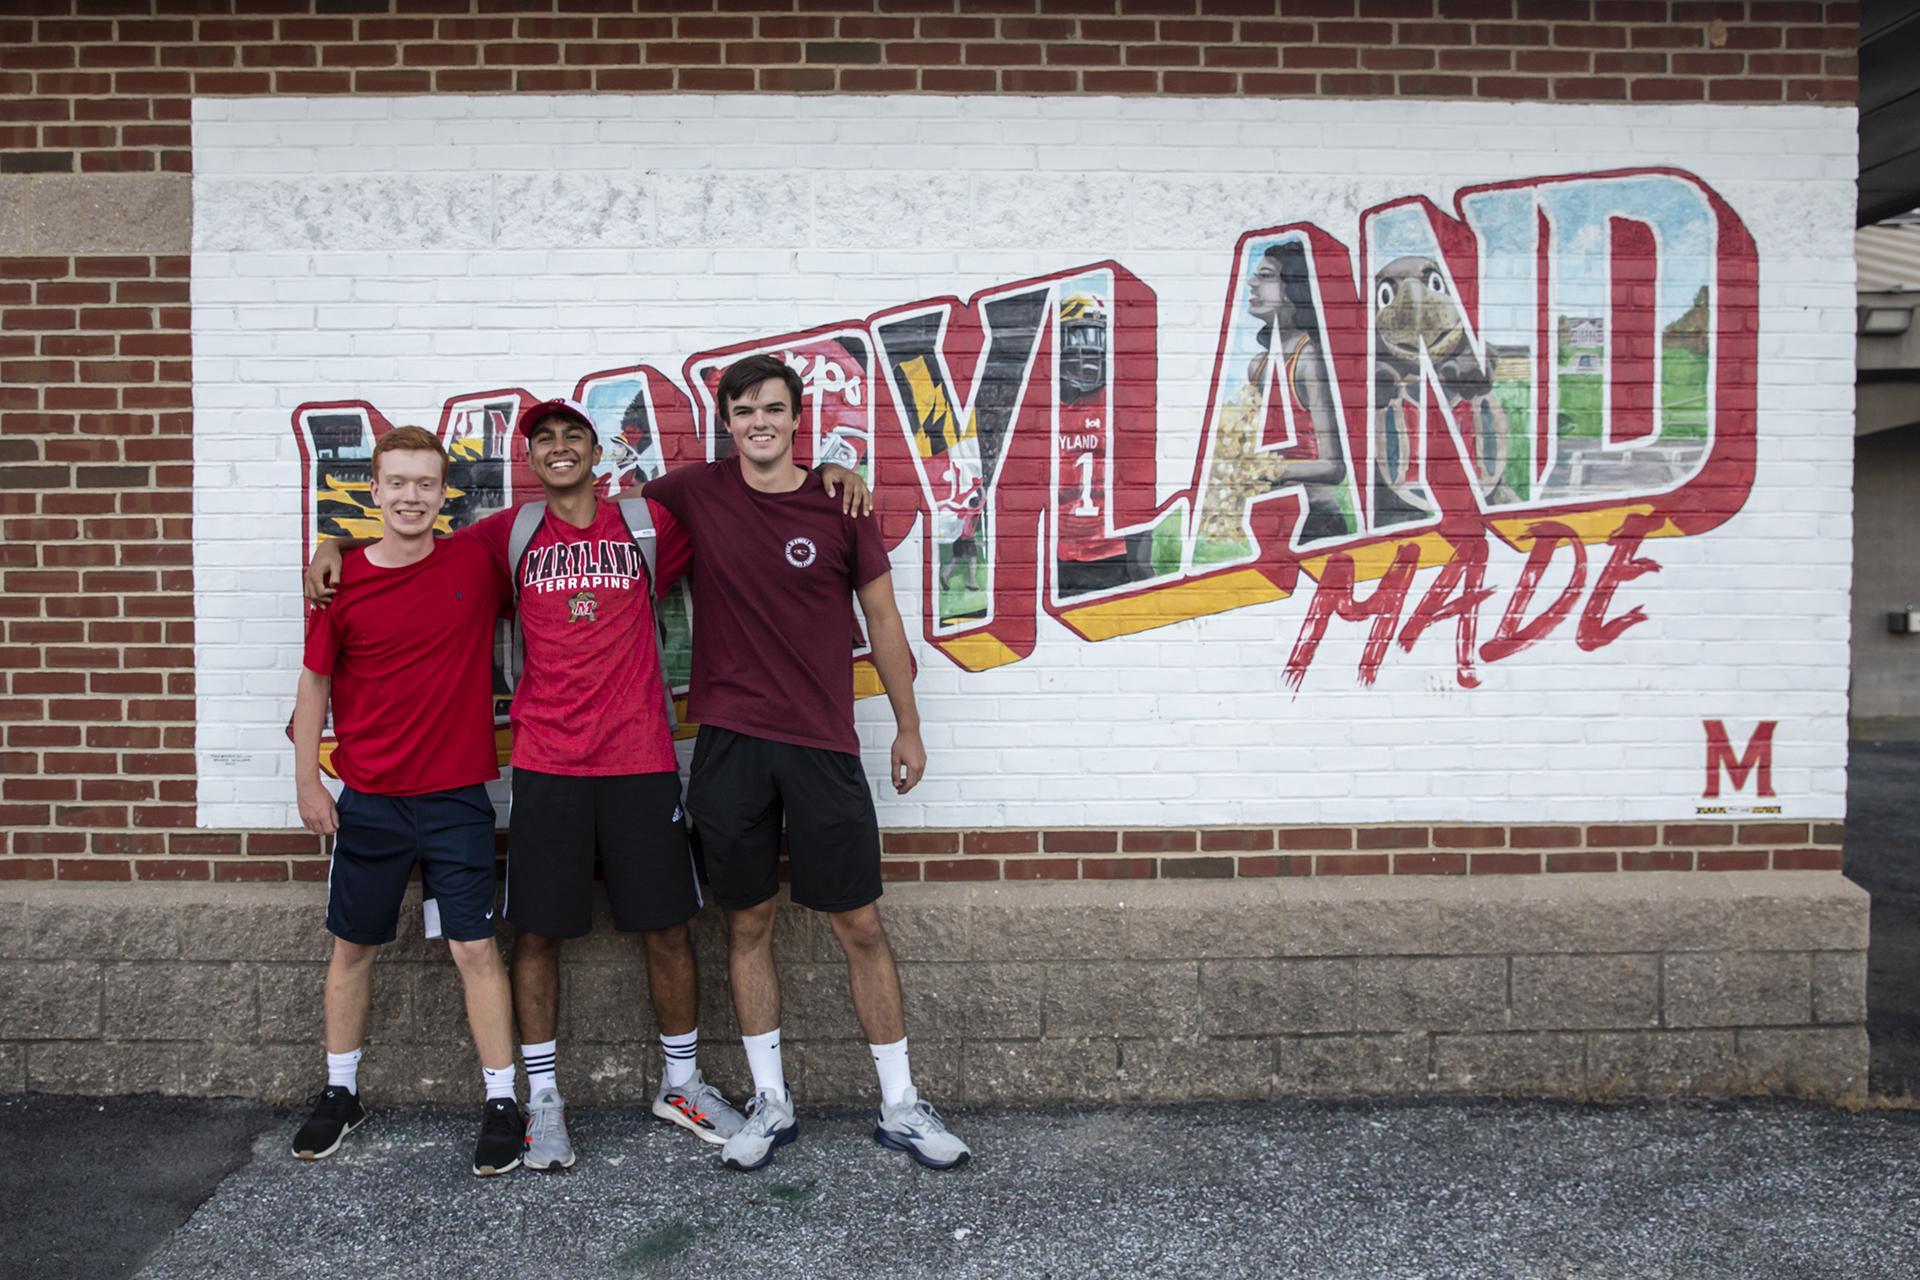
left=294, top=167, right=1757, bottom=713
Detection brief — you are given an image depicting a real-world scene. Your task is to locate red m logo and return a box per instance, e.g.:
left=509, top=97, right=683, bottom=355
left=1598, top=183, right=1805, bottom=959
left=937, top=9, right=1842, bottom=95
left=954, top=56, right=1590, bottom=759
left=1703, top=720, right=1776, bottom=798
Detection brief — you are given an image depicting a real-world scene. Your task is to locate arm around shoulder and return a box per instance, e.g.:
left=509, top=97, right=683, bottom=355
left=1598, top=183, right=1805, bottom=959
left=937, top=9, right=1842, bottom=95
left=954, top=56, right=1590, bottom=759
left=304, top=537, right=371, bottom=608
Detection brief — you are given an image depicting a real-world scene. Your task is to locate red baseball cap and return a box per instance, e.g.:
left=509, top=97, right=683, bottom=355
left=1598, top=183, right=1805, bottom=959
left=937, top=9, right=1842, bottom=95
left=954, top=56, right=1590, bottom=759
left=515, top=396, right=595, bottom=440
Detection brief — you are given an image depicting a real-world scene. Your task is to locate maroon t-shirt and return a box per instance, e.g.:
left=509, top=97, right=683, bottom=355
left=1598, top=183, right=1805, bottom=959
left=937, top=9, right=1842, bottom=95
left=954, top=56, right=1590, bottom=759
left=301, top=536, right=508, bottom=796
left=459, top=499, right=691, bottom=776
left=645, top=457, right=892, bottom=755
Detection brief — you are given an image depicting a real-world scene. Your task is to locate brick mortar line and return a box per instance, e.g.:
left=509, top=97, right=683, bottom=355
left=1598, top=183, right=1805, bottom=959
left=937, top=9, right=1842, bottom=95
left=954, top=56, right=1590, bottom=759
left=5, top=19, right=1856, bottom=44
left=0, top=76, right=1858, bottom=106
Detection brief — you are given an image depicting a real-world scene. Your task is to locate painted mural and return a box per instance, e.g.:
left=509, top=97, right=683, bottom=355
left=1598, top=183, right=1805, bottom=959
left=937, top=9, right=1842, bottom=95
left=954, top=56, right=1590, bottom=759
left=294, top=166, right=1756, bottom=750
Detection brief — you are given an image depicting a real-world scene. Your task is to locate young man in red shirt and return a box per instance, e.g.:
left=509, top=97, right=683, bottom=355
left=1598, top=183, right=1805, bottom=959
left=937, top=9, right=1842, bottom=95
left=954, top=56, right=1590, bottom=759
left=290, top=426, right=524, bottom=1176
left=472, top=399, right=744, bottom=1167
left=644, top=354, right=970, bottom=1171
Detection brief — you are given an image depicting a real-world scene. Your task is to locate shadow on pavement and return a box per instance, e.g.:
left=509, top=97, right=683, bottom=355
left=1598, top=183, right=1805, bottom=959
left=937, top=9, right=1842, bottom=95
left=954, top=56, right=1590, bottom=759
left=0, top=1094, right=272, bottom=1280
left=1844, top=739, right=1920, bottom=1096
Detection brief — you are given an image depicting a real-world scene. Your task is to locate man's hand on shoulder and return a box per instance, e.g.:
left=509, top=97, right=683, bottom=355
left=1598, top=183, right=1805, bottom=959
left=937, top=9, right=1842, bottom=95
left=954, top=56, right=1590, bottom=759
left=305, top=539, right=347, bottom=608
left=820, top=463, right=873, bottom=517
left=891, top=726, right=926, bottom=795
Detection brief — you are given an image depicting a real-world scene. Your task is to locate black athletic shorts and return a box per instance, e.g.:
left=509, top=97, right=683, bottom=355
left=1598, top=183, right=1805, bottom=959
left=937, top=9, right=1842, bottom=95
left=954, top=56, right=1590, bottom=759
left=504, top=768, right=702, bottom=939
left=326, top=784, right=498, bottom=946
left=685, top=725, right=882, bottom=914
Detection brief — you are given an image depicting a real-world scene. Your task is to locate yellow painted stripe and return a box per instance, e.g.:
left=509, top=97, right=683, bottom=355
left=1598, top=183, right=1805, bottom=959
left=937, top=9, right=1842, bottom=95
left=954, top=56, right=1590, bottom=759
left=1489, top=503, right=1679, bottom=550
left=1057, top=569, right=1290, bottom=642
left=937, top=630, right=1023, bottom=672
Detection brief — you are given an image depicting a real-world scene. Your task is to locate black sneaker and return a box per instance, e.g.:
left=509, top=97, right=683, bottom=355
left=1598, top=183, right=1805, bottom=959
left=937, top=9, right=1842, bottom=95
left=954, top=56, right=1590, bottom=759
left=472, top=1097, right=524, bottom=1177
left=292, top=1085, right=366, bottom=1160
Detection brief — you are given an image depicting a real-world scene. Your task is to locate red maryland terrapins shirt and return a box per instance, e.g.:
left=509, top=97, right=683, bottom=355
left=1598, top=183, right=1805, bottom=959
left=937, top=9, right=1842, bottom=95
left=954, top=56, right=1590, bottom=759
left=461, top=499, right=691, bottom=777
left=301, top=537, right=508, bottom=796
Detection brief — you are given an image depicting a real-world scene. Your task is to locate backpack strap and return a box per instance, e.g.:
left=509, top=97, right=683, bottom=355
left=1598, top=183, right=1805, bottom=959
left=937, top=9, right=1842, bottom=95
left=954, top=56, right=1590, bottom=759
left=505, top=501, right=547, bottom=693
left=616, top=498, right=679, bottom=732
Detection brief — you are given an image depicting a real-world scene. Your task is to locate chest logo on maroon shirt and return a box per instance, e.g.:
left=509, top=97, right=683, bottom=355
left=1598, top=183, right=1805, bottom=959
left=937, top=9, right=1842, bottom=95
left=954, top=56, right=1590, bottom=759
left=784, top=537, right=818, bottom=569
left=567, top=590, right=598, bottom=623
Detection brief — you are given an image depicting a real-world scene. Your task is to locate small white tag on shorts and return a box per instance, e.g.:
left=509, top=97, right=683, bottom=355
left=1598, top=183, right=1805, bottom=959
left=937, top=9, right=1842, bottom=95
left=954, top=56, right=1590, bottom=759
left=422, top=897, right=443, bottom=940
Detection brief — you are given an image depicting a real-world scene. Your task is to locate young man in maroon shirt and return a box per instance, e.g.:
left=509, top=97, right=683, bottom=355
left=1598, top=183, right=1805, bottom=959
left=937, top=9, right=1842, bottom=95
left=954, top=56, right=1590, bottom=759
left=290, top=426, right=524, bottom=1176
left=643, top=354, right=970, bottom=1171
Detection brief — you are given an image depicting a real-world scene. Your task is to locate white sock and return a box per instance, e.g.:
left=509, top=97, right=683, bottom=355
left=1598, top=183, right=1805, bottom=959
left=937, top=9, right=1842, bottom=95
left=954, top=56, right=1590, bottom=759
left=521, top=1039, right=557, bottom=1095
left=742, top=1028, right=787, bottom=1100
left=870, top=1037, right=913, bottom=1109
left=326, top=1047, right=362, bottom=1093
left=661, top=1027, right=699, bottom=1090
left=481, top=1063, right=517, bottom=1102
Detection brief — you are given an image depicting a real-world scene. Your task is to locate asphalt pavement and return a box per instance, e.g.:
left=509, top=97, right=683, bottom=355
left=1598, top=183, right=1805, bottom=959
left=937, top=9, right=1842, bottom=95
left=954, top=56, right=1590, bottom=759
left=2, top=739, right=1916, bottom=1279
left=0, top=1093, right=272, bottom=1280
left=124, top=1096, right=1920, bottom=1279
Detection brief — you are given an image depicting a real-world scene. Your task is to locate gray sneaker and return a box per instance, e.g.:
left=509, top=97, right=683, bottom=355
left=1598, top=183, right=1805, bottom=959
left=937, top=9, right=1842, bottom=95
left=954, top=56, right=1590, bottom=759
left=652, top=1071, right=746, bottom=1146
left=874, top=1087, right=970, bottom=1169
left=523, top=1087, right=575, bottom=1171
left=719, top=1088, right=797, bottom=1172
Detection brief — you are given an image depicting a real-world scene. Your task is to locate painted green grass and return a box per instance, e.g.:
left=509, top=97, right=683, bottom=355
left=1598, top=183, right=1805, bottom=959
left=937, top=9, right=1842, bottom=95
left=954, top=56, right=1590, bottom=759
left=1556, top=348, right=1709, bottom=442
left=935, top=534, right=990, bottom=623
left=1149, top=510, right=1185, bottom=575
left=658, top=581, right=693, bottom=687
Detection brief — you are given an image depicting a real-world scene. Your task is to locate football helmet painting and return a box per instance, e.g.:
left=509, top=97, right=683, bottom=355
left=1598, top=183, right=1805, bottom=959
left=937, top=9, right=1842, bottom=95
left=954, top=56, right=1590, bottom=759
left=1058, top=292, right=1109, bottom=401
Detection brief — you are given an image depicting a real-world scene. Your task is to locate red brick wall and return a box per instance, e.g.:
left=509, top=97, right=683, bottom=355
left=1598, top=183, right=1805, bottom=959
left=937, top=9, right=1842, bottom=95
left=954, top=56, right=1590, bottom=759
left=1, top=251, right=198, bottom=880
left=1, top=0, right=1859, bottom=177
left=0, top=0, right=1859, bottom=884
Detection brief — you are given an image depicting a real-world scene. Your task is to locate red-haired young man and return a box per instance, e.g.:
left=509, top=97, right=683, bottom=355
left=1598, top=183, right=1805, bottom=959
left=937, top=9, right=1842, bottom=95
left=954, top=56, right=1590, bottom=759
left=290, top=426, right=523, bottom=1176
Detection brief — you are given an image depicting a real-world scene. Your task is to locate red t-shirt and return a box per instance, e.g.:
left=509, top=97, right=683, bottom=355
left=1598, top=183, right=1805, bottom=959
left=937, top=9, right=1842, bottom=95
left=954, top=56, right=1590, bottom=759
left=1055, top=407, right=1125, bottom=563
left=301, top=536, right=508, bottom=796
left=461, top=499, right=691, bottom=776
left=645, top=457, right=892, bottom=756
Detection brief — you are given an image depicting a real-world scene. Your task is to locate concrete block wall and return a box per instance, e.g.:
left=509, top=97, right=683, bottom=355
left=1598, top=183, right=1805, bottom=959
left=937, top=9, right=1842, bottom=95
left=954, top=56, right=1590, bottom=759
left=0, top=2, right=1871, bottom=1102
left=0, top=874, right=1869, bottom=1102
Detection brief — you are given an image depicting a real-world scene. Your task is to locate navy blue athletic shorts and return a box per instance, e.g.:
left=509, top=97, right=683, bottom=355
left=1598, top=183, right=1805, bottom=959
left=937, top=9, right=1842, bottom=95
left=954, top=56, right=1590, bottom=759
left=325, top=783, right=498, bottom=945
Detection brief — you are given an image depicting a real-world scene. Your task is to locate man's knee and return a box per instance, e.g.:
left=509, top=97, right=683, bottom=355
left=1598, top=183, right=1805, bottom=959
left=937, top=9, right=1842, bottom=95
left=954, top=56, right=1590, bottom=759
left=643, top=922, right=691, bottom=961
left=330, top=937, right=378, bottom=969
left=726, top=901, right=777, bottom=950
left=447, top=937, right=503, bottom=975
left=827, top=904, right=888, bottom=955
left=513, top=931, right=563, bottom=963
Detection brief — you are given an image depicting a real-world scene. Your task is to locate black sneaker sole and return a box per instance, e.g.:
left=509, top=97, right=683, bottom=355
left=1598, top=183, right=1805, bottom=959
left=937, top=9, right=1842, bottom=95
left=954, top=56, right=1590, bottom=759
left=292, top=1112, right=365, bottom=1161
left=472, top=1154, right=522, bottom=1177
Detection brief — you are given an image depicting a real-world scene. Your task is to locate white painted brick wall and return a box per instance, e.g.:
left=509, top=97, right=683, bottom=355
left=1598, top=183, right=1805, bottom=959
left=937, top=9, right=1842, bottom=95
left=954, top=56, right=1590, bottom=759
left=191, top=95, right=1858, bottom=832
